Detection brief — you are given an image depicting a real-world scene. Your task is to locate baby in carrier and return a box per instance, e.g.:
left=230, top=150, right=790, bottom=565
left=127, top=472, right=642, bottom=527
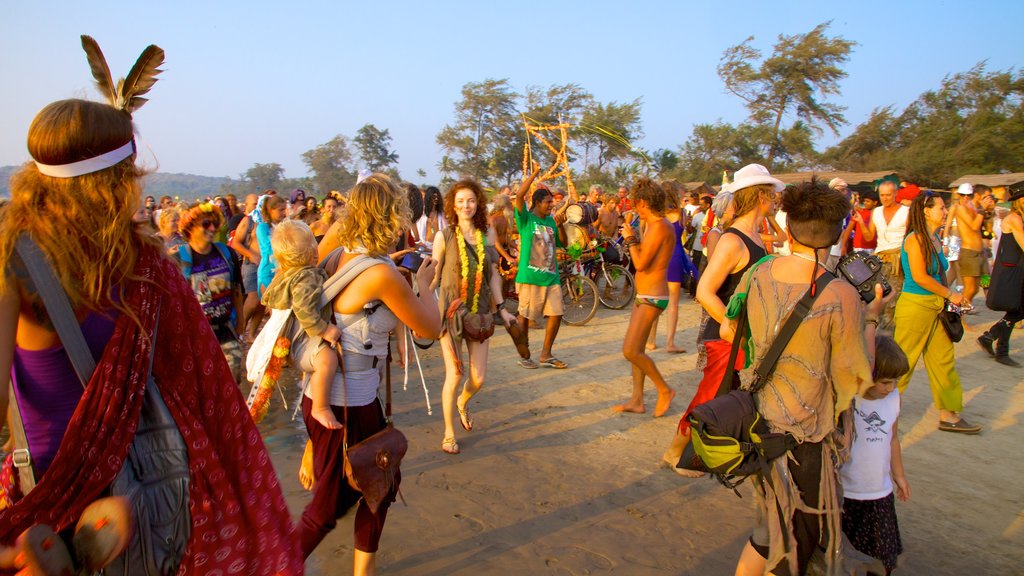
left=261, top=220, right=343, bottom=429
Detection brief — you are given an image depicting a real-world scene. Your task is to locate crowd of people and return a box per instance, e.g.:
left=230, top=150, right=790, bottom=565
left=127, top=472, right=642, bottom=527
left=1, top=41, right=1018, bottom=576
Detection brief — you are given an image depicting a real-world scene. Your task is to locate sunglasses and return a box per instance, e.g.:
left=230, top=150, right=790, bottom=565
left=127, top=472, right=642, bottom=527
left=200, top=219, right=217, bottom=230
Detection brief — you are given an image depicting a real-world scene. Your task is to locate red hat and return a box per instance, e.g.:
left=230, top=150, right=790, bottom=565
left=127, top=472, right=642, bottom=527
left=896, top=184, right=921, bottom=203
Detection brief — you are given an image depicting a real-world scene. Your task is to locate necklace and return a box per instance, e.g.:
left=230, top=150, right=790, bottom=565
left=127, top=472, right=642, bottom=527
left=456, top=226, right=486, bottom=313
left=791, top=251, right=819, bottom=264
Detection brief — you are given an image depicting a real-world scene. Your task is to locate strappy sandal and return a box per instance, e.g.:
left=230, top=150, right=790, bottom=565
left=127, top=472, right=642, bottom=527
left=539, top=357, right=568, bottom=369
left=458, top=404, right=473, bottom=432
left=442, top=437, right=461, bottom=454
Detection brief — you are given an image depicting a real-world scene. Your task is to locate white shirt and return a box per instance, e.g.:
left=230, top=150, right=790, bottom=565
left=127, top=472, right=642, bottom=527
left=872, top=205, right=910, bottom=253
left=840, top=390, right=900, bottom=500
left=774, top=211, right=791, bottom=256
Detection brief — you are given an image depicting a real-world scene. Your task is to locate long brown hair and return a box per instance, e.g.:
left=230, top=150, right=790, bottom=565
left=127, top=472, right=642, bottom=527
left=0, top=99, right=158, bottom=321
left=444, top=179, right=489, bottom=232
left=905, top=192, right=943, bottom=276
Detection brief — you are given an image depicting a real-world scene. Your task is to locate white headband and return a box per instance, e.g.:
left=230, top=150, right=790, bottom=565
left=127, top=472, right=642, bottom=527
left=34, top=140, right=136, bottom=178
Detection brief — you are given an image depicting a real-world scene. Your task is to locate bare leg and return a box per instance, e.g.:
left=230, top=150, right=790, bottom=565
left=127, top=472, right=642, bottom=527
left=439, top=336, right=464, bottom=447
left=309, top=349, right=342, bottom=429
left=354, top=549, right=376, bottom=576
left=457, top=339, right=490, bottom=430
left=647, top=315, right=658, bottom=350
left=517, top=313, right=531, bottom=359
left=538, top=315, right=562, bottom=362
left=298, top=439, right=314, bottom=490
left=242, top=292, right=266, bottom=341
left=962, top=275, right=978, bottom=306
left=665, top=281, right=685, bottom=353
left=735, top=541, right=768, bottom=576
left=396, top=325, right=408, bottom=368
left=615, top=302, right=675, bottom=416
left=661, top=430, right=704, bottom=477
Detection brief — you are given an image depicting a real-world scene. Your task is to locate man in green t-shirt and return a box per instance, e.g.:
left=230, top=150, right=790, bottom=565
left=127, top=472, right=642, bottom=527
left=513, top=171, right=569, bottom=369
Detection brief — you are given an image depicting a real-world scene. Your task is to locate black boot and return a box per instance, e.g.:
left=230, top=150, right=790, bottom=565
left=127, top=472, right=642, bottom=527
left=978, top=323, right=1000, bottom=356
left=994, top=321, right=1021, bottom=367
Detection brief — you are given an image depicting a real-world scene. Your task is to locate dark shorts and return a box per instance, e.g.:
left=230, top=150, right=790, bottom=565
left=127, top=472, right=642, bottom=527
left=959, top=248, right=983, bottom=277
left=241, top=261, right=259, bottom=294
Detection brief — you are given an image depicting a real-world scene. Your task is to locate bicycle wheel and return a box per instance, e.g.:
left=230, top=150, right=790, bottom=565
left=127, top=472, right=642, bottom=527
left=561, top=274, right=598, bottom=325
left=596, top=264, right=636, bottom=309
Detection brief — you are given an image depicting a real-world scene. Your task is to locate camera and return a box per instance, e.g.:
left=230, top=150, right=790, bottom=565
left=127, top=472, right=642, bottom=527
left=400, top=243, right=431, bottom=271
left=836, top=251, right=891, bottom=303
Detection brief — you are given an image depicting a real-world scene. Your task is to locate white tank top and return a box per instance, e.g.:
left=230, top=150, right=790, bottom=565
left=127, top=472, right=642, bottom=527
left=872, top=205, right=910, bottom=253
left=840, top=390, right=900, bottom=500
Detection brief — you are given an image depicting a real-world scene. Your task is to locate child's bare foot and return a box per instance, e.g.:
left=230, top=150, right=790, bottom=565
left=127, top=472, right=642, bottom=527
left=613, top=401, right=645, bottom=414
left=673, top=467, right=705, bottom=478
left=653, top=388, right=676, bottom=418
left=666, top=345, right=686, bottom=353
left=298, top=440, right=315, bottom=490
left=646, top=343, right=657, bottom=351
left=312, top=406, right=343, bottom=430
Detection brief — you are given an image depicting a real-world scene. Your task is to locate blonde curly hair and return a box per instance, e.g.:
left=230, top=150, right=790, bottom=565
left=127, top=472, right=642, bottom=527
left=333, top=173, right=410, bottom=257
left=0, top=99, right=159, bottom=321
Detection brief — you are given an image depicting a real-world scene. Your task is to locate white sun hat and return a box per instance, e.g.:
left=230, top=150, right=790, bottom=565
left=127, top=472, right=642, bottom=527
left=729, top=163, right=785, bottom=193
left=956, top=183, right=974, bottom=195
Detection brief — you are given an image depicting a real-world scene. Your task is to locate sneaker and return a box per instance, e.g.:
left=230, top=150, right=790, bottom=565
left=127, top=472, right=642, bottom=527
left=938, top=418, right=982, bottom=434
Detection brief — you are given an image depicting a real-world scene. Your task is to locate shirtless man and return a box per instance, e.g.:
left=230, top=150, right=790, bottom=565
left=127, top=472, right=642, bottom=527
left=862, top=180, right=909, bottom=330
left=950, top=183, right=996, bottom=306
left=613, top=178, right=676, bottom=417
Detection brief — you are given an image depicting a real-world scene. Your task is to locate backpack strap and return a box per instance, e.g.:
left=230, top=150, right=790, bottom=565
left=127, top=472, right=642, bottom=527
left=213, top=242, right=235, bottom=283
left=749, top=269, right=836, bottom=393
left=177, top=243, right=193, bottom=278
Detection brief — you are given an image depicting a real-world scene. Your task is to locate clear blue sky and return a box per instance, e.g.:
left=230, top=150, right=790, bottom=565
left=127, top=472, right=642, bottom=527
left=2, top=1, right=1021, bottom=184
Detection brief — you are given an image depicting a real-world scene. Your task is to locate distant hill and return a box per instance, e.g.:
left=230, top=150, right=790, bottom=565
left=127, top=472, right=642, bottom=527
left=1, top=166, right=240, bottom=201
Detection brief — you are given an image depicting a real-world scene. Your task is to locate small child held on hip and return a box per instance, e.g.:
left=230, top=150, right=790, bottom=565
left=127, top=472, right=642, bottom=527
left=262, top=219, right=343, bottom=430
left=840, top=334, right=911, bottom=575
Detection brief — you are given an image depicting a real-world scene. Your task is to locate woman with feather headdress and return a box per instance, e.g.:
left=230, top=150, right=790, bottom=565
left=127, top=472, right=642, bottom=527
left=0, top=36, right=302, bottom=574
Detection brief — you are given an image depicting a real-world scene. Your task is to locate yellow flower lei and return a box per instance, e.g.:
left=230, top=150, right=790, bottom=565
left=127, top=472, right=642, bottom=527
left=456, top=226, right=486, bottom=313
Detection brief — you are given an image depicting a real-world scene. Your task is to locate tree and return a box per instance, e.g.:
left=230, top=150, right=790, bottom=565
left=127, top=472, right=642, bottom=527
left=646, top=149, right=679, bottom=178
left=523, top=83, right=594, bottom=169
left=436, top=78, right=521, bottom=185
left=353, top=124, right=399, bottom=173
left=824, top=64, right=1024, bottom=186
left=717, top=21, right=855, bottom=168
left=301, top=135, right=356, bottom=194
left=243, top=162, right=285, bottom=192
left=578, top=99, right=644, bottom=173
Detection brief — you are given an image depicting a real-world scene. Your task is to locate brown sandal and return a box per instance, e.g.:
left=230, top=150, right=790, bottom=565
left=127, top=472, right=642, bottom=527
left=442, top=437, right=460, bottom=454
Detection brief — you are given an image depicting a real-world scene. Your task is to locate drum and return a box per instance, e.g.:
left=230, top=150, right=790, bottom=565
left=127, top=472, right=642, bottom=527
left=564, top=223, right=593, bottom=251
left=565, top=202, right=599, bottom=226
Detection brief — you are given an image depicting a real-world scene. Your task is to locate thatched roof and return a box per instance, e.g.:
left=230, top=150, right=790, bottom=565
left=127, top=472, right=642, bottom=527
left=949, top=173, right=1024, bottom=188
left=771, top=170, right=898, bottom=186
left=682, top=181, right=717, bottom=195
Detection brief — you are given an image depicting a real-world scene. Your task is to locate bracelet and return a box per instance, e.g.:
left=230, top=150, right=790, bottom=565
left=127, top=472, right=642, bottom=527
left=865, top=317, right=879, bottom=327
left=624, top=236, right=640, bottom=248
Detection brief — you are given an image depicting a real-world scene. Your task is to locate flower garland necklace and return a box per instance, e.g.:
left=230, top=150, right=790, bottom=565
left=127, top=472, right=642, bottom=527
left=456, top=225, right=486, bottom=313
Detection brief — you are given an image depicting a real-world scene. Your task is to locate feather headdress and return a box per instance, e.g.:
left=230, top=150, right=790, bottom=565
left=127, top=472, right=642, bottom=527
left=80, top=35, right=164, bottom=115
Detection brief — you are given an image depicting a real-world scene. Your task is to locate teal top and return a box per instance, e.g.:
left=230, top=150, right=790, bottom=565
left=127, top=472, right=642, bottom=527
left=900, top=231, right=948, bottom=295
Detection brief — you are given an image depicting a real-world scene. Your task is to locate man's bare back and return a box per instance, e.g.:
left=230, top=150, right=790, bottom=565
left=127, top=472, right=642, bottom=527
left=635, top=217, right=673, bottom=296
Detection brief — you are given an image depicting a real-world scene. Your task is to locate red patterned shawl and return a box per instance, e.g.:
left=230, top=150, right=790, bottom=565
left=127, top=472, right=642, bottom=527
left=0, top=247, right=303, bottom=575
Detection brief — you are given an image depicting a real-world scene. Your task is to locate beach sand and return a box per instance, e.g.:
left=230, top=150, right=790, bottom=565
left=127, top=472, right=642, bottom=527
left=258, top=299, right=1023, bottom=574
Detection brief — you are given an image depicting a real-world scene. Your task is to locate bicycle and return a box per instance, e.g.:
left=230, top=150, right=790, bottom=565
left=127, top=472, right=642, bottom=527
left=499, top=253, right=599, bottom=326
left=586, top=238, right=635, bottom=309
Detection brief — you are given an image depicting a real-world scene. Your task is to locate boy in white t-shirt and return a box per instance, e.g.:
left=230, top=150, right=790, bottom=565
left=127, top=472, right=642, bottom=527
left=840, top=335, right=911, bottom=574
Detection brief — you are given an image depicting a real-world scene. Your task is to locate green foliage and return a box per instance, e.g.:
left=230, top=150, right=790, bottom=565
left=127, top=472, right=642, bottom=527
left=436, top=78, right=521, bottom=186
left=671, top=121, right=816, bottom=182
left=353, top=124, right=399, bottom=173
left=578, top=99, right=644, bottom=172
left=301, top=135, right=356, bottom=194
left=243, top=162, right=286, bottom=192
left=718, top=21, right=854, bottom=168
left=824, top=64, right=1024, bottom=186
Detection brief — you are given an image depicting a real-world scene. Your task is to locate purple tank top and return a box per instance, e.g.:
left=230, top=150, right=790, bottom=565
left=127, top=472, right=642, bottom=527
left=11, top=312, right=117, bottom=477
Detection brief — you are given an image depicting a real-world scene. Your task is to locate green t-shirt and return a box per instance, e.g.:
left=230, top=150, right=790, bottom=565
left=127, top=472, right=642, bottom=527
left=515, top=206, right=561, bottom=286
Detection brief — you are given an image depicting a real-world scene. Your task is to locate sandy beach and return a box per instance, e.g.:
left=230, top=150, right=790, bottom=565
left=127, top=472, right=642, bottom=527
left=258, top=298, right=1024, bottom=575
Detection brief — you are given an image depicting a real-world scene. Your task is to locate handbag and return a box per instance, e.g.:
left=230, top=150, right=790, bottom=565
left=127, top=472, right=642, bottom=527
left=12, top=235, right=190, bottom=576
left=679, top=268, right=834, bottom=491
left=938, top=300, right=965, bottom=343
left=986, top=237, right=1024, bottom=312
left=339, top=343, right=407, bottom=515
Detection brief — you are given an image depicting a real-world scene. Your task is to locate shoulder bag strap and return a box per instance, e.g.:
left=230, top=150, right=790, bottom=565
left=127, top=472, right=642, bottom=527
left=750, top=270, right=835, bottom=393
left=11, top=234, right=160, bottom=495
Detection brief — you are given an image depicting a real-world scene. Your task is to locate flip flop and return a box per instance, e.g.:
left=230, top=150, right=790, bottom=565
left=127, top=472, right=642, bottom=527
left=518, top=358, right=539, bottom=369
left=442, top=437, right=460, bottom=454
left=539, top=357, right=568, bottom=369
left=458, top=404, right=473, bottom=432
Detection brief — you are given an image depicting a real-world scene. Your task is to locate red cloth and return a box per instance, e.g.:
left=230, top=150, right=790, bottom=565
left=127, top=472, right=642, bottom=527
left=0, top=247, right=302, bottom=575
left=852, top=208, right=877, bottom=250
left=896, top=184, right=921, bottom=204
left=678, top=339, right=745, bottom=434
left=617, top=197, right=633, bottom=213
left=701, top=212, right=716, bottom=247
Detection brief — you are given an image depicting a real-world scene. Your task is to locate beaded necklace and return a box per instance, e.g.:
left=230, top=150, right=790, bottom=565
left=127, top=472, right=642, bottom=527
left=456, top=226, right=486, bottom=313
